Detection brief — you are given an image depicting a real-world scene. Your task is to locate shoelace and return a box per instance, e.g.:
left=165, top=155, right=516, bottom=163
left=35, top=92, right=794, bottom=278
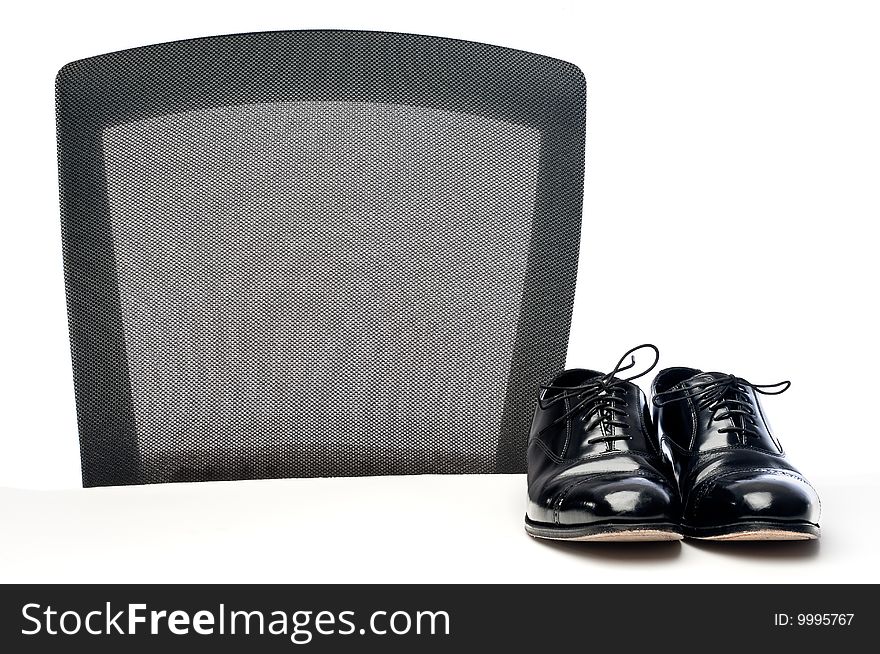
left=652, top=374, right=790, bottom=442
left=538, top=344, right=660, bottom=445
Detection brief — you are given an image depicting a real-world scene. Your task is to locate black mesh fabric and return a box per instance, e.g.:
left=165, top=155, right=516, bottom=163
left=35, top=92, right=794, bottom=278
left=55, top=30, right=585, bottom=487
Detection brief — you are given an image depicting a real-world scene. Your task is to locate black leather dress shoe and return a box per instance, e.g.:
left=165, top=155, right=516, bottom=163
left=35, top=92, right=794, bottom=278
left=652, top=368, right=820, bottom=541
left=525, top=345, right=682, bottom=542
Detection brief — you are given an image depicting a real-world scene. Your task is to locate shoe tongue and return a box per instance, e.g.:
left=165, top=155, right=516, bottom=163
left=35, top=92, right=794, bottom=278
left=678, top=371, right=730, bottom=391
left=566, top=369, right=606, bottom=386
left=544, top=369, right=607, bottom=401
left=581, top=370, right=636, bottom=391
left=554, top=369, right=631, bottom=390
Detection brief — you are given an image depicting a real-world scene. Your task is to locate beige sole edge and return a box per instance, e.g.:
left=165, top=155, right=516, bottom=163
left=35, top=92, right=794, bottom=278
left=530, top=529, right=684, bottom=543
left=694, top=529, right=819, bottom=542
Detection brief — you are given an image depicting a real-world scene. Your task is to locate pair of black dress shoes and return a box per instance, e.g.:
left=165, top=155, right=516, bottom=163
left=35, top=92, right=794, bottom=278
left=525, top=345, right=820, bottom=542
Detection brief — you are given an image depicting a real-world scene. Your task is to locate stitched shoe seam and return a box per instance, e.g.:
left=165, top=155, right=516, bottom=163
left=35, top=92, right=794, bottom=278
left=527, top=441, right=666, bottom=497
left=675, top=443, right=790, bottom=488
left=528, top=437, right=656, bottom=466
left=662, top=436, right=785, bottom=458
left=636, top=390, right=661, bottom=457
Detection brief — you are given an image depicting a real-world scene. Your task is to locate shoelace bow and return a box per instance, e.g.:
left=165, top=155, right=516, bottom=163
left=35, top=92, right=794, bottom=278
left=538, top=344, right=660, bottom=445
left=652, top=374, right=790, bottom=442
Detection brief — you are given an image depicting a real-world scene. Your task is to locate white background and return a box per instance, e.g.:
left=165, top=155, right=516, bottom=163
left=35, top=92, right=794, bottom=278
left=1, top=0, right=878, bottom=582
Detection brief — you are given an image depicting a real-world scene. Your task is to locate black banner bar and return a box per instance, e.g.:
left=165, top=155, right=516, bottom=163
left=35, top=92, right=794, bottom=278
left=1, top=584, right=873, bottom=652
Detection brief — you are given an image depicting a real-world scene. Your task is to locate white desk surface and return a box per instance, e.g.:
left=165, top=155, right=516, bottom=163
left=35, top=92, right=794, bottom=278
left=1, top=473, right=875, bottom=584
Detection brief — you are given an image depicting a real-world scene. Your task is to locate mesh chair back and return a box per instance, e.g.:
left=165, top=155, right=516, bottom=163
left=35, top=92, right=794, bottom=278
left=55, top=30, right=585, bottom=486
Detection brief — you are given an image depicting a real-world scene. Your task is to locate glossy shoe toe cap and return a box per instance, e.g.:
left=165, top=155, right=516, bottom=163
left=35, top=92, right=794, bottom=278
left=553, top=475, right=680, bottom=527
left=686, top=470, right=821, bottom=529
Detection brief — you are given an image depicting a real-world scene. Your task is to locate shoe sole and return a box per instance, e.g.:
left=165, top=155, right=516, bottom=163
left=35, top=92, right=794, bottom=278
left=684, top=521, right=820, bottom=541
left=524, top=517, right=683, bottom=542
